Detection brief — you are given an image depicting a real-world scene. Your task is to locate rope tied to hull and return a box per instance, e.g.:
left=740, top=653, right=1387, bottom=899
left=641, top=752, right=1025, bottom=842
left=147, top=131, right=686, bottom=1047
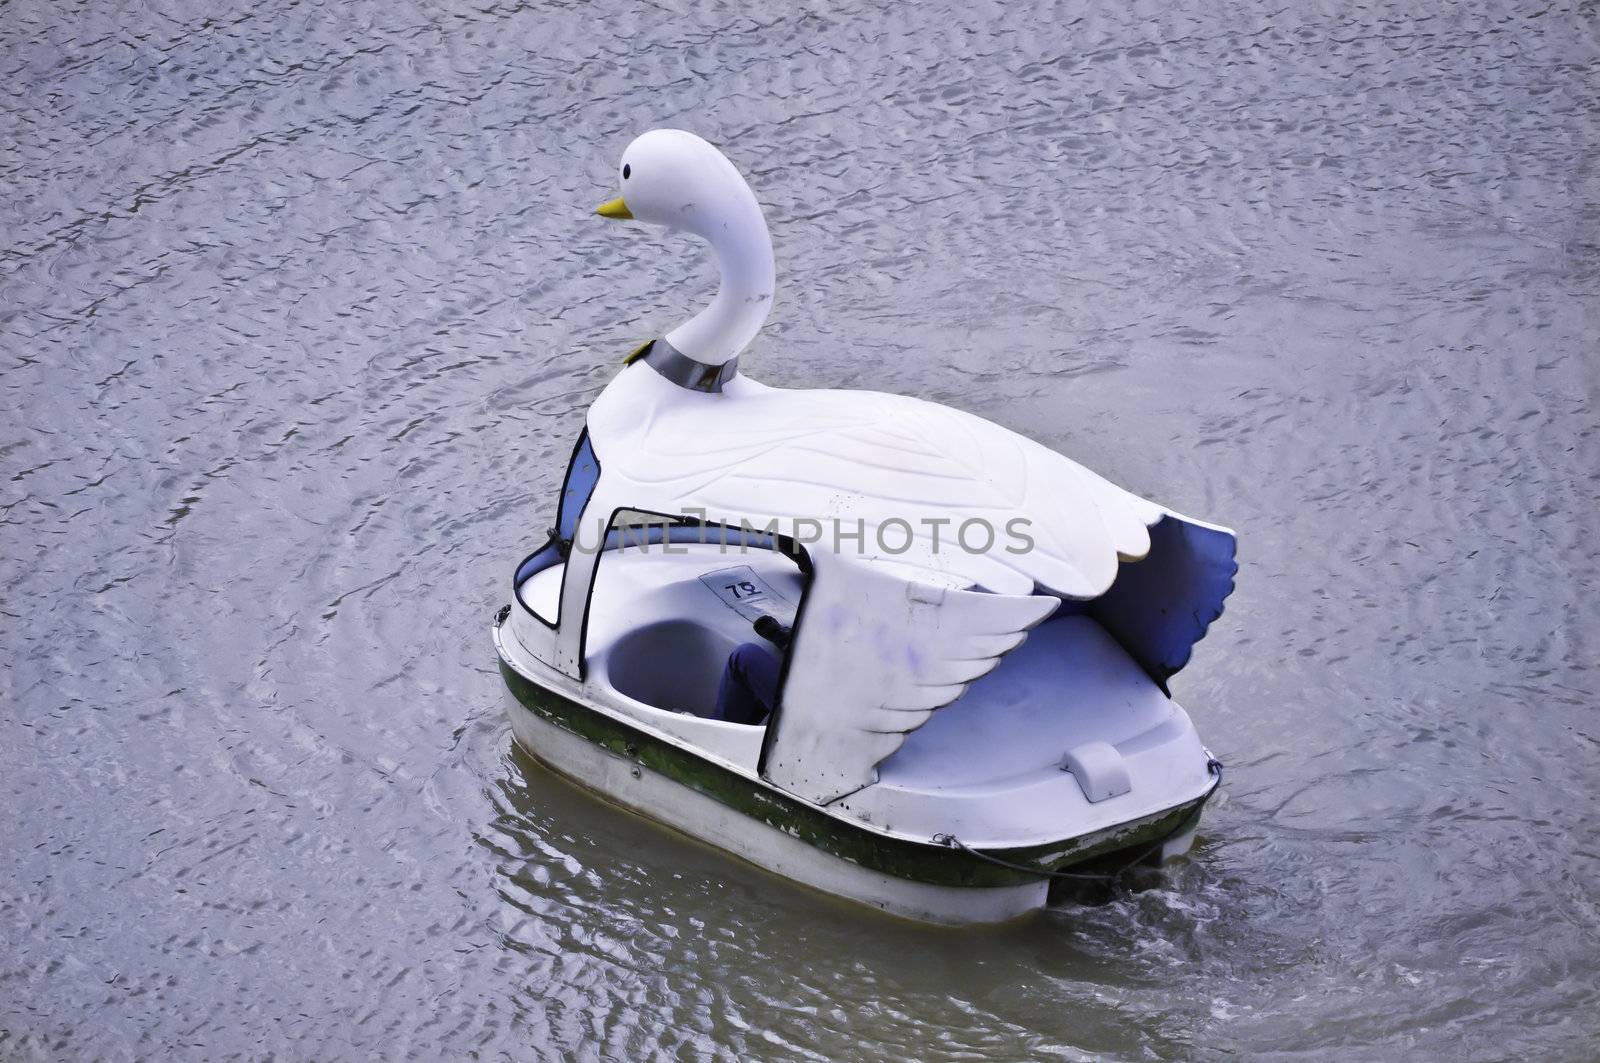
left=932, top=758, right=1224, bottom=884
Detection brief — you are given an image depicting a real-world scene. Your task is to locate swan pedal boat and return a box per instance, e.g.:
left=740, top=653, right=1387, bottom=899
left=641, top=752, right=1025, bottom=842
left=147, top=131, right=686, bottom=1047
left=493, top=130, right=1237, bottom=925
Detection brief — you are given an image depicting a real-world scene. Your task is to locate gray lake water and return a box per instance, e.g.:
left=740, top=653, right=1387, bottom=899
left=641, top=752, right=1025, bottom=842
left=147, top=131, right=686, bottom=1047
left=4, top=0, right=1598, bottom=1058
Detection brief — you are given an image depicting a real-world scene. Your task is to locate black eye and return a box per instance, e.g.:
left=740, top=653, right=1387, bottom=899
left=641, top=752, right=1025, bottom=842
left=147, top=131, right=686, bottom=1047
left=622, top=164, right=631, bottom=180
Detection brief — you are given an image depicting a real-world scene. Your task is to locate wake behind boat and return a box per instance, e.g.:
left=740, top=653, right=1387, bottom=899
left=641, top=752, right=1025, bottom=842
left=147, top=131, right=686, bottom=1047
left=493, top=130, right=1237, bottom=925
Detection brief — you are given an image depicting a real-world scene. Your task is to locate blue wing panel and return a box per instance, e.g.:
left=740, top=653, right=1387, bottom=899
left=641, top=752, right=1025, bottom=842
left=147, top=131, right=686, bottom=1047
left=1090, top=516, right=1237, bottom=689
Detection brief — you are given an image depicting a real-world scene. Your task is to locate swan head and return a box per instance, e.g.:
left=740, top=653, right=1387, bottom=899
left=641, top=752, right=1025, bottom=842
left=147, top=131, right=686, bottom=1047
left=594, top=129, right=774, bottom=367
left=595, top=129, right=761, bottom=237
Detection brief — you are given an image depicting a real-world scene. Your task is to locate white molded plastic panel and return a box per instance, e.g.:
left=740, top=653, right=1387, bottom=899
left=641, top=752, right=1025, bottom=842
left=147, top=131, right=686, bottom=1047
left=761, top=549, right=1058, bottom=804
left=1061, top=741, right=1133, bottom=803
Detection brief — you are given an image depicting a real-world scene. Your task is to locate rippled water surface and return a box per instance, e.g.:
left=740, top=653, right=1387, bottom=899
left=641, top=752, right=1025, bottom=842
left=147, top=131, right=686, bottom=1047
left=4, top=0, right=1598, bottom=1057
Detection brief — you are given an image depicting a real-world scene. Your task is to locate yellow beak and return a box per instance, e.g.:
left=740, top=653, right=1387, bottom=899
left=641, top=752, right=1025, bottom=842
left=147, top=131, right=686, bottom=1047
left=594, top=196, right=633, bottom=220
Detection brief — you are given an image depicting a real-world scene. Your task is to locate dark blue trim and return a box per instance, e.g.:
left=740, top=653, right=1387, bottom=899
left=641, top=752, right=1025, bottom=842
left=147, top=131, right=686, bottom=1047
left=557, top=433, right=600, bottom=543
left=1090, top=516, right=1237, bottom=690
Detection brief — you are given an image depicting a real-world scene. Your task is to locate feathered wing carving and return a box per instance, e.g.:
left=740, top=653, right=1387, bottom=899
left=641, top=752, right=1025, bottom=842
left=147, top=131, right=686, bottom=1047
left=586, top=371, right=1165, bottom=600
left=759, top=550, right=1059, bottom=804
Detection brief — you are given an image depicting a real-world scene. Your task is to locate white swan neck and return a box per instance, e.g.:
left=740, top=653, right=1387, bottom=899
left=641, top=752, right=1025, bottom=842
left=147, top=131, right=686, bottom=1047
left=665, top=201, right=774, bottom=367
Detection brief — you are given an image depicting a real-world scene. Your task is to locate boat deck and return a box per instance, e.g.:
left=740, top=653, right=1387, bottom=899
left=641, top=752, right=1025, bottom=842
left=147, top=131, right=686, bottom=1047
left=516, top=543, right=1213, bottom=847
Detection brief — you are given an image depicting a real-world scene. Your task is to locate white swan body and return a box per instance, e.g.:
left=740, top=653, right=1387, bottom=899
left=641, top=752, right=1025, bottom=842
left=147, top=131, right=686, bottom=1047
left=585, top=359, right=1168, bottom=600
left=562, top=129, right=1236, bottom=805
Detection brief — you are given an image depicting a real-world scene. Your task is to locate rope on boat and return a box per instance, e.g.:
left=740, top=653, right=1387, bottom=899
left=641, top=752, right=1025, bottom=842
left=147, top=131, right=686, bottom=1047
left=931, top=759, right=1224, bottom=884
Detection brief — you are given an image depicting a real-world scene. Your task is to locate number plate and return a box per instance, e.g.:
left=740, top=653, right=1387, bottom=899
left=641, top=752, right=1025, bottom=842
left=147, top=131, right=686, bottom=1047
left=698, top=566, right=797, bottom=626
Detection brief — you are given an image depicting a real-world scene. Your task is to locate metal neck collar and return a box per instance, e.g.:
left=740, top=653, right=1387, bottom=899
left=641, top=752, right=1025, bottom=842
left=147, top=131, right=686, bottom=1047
left=635, top=338, right=739, bottom=393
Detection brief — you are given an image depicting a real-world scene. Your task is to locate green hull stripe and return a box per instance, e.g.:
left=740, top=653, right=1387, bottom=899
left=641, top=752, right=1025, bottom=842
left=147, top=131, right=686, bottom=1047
left=500, top=661, right=1204, bottom=888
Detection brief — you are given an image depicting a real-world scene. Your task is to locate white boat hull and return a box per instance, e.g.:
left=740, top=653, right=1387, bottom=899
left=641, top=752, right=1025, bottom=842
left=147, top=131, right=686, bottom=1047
left=493, top=535, right=1220, bottom=926
left=504, top=687, right=1051, bottom=925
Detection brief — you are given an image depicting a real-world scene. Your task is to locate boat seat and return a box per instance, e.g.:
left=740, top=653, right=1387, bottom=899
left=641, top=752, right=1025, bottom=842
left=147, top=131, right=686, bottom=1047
left=604, top=620, right=741, bottom=718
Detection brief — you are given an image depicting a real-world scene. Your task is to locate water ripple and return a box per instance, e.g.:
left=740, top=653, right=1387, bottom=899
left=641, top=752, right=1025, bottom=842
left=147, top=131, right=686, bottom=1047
left=3, top=0, right=1597, bottom=1057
